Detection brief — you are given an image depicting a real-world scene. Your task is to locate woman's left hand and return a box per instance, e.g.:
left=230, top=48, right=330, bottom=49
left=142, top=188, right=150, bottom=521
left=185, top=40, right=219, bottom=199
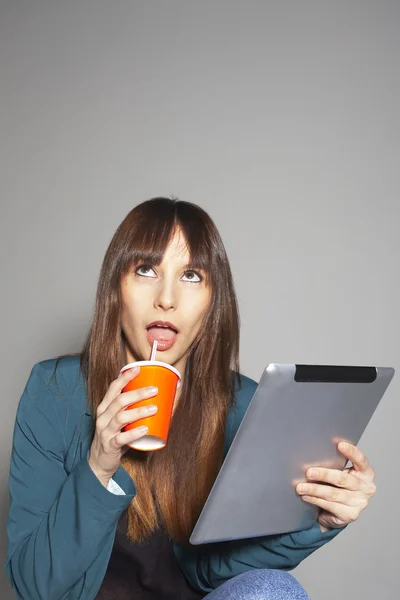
left=296, top=441, right=377, bottom=532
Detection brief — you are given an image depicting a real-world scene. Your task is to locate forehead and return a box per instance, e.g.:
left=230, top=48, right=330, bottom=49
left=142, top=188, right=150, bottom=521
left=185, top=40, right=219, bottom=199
left=161, top=230, right=190, bottom=263
left=122, top=224, right=209, bottom=274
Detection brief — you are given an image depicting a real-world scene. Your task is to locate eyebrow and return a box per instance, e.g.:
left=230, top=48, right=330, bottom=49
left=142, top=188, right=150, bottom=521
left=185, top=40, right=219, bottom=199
left=132, top=258, right=207, bottom=271
left=184, top=263, right=211, bottom=275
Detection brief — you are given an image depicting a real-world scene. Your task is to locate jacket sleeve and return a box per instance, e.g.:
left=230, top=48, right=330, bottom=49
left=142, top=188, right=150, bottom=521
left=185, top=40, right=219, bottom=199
left=5, top=363, right=136, bottom=600
left=175, top=521, right=344, bottom=593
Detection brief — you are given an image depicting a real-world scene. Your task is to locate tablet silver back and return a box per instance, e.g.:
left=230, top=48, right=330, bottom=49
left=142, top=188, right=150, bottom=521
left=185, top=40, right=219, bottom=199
left=190, top=364, right=394, bottom=545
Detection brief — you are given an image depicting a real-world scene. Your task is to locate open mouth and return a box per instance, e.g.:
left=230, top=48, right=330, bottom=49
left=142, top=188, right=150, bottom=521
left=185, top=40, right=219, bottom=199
left=146, top=321, right=179, bottom=351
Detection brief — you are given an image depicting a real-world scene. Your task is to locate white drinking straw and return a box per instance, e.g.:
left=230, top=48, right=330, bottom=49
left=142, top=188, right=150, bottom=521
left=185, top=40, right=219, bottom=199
left=150, top=340, right=158, bottom=361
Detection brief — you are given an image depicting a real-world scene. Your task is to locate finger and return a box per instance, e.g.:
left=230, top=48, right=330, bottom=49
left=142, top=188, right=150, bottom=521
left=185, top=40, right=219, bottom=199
left=338, top=442, right=375, bottom=477
left=97, top=367, right=140, bottom=417
left=115, top=425, right=149, bottom=448
left=104, top=403, right=158, bottom=437
left=301, top=496, right=362, bottom=523
left=306, top=467, right=362, bottom=491
left=297, top=483, right=367, bottom=507
left=98, top=385, right=158, bottom=431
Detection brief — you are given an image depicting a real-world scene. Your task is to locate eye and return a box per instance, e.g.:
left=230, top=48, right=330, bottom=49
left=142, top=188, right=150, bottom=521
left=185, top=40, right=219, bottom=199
left=182, top=270, right=203, bottom=283
left=135, top=264, right=156, bottom=278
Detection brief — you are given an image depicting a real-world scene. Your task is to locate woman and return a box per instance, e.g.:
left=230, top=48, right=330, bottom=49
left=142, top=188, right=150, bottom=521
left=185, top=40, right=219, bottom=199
left=6, top=197, right=376, bottom=600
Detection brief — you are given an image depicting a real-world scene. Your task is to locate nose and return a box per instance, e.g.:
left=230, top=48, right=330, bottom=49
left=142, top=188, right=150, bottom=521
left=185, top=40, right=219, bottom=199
left=154, top=278, right=177, bottom=311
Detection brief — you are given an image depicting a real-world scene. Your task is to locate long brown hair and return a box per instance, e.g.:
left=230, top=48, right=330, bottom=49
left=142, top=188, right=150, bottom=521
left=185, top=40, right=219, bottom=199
left=81, top=197, right=240, bottom=544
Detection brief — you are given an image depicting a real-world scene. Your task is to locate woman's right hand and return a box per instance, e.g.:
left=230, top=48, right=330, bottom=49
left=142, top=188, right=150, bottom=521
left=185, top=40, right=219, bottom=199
left=88, top=366, right=158, bottom=487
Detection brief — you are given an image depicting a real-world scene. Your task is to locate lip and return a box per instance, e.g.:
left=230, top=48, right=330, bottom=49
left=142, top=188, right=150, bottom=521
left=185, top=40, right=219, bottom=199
left=146, top=327, right=178, bottom=352
left=146, top=320, right=179, bottom=333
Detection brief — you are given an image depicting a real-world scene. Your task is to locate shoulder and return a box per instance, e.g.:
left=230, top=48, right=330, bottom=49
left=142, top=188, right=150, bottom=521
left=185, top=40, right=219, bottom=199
left=235, top=373, right=258, bottom=399
left=21, top=355, right=85, bottom=404
left=35, top=355, right=84, bottom=391
left=224, top=372, right=258, bottom=454
left=16, top=355, right=87, bottom=436
left=232, top=372, right=258, bottom=416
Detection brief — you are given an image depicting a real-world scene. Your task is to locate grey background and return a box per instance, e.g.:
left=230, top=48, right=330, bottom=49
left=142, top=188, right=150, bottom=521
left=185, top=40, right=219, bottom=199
left=1, top=1, right=399, bottom=598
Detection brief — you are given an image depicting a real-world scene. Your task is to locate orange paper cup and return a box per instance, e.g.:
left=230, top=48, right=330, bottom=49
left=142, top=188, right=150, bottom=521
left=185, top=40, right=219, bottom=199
left=120, top=361, right=181, bottom=451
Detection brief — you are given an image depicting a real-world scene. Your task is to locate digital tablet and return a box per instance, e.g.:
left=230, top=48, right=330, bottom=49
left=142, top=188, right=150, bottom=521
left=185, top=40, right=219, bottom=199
left=190, top=364, right=394, bottom=545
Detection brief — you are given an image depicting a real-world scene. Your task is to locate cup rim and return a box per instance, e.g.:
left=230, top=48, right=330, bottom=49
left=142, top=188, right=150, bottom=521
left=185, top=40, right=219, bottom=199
left=120, top=360, right=181, bottom=380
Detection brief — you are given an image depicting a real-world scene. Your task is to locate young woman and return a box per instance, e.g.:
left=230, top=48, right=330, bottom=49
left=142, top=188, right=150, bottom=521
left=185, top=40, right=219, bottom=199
left=6, top=197, right=376, bottom=600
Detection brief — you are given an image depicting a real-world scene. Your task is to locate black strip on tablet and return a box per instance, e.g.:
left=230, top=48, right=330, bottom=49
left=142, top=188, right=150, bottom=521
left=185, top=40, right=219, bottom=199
left=294, top=365, right=377, bottom=383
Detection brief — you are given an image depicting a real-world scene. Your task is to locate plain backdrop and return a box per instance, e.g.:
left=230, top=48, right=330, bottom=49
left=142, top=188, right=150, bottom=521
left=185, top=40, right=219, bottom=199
left=1, top=1, right=399, bottom=598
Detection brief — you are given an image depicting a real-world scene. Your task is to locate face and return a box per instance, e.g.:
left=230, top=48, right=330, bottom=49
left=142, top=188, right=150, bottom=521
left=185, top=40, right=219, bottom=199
left=120, top=229, right=212, bottom=377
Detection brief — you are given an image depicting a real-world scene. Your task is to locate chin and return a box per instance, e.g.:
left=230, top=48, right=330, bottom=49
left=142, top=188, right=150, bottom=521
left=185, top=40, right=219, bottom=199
left=159, top=351, right=185, bottom=369
left=157, top=351, right=178, bottom=364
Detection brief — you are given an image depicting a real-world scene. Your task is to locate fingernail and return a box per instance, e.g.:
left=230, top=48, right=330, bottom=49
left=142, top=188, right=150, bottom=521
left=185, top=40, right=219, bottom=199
left=146, top=405, right=158, bottom=414
left=308, top=469, right=318, bottom=479
left=127, top=366, right=139, bottom=375
left=137, top=426, right=148, bottom=435
left=148, top=386, right=158, bottom=394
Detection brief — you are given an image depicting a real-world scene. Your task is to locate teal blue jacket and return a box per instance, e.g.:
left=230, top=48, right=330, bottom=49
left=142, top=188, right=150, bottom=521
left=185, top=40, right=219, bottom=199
left=6, top=357, right=342, bottom=599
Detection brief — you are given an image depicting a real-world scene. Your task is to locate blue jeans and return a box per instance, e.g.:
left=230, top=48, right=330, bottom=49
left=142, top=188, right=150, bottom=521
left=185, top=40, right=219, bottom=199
left=203, top=569, right=310, bottom=599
